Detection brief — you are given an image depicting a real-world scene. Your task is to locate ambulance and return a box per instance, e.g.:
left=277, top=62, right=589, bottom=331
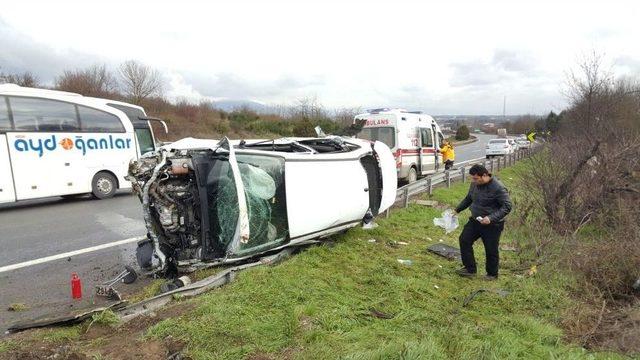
left=354, top=108, right=445, bottom=183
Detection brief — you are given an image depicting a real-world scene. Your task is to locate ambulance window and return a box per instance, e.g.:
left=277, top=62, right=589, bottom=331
left=10, top=96, right=79, bottom=131
left=359, top=127, right=395, bottom=148
left=421, top=128, right=433, bottom=147
left=0, top=96, right=10, bottom=130
left=438, top=132, right=444, bottom=147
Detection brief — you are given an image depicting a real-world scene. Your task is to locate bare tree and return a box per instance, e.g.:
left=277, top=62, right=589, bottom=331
left=524, top=52, right=640, bottom=233
left=55, top=64, right=117, bottom=97
left=118, top=60, right=164, bottom=104
left=0, top=70, right=39, bottom=87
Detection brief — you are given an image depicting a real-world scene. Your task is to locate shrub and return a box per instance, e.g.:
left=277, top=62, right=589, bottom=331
left=455, top=125, right=470, bottom=140
left=568, top=210, right=640, bottom=300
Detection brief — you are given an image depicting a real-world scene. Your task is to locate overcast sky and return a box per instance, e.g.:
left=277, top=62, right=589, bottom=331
left=1, top=0, right=639, bottom=115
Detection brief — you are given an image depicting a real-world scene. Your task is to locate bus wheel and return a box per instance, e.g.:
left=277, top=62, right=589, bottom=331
left=407, top=167, right=418, bottom=183
left=92, top=172, right=117, bottom=199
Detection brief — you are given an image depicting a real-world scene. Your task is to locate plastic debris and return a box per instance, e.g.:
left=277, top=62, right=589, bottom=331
left=433, top=209, right=459, bottom=234
left=362, top=222, right=379, bottom=230
left=527, top=265, right=538, bottom=276
left=397, top=241, right=409, bottom=246
left=434, top=285, right=440, bottom=289
left=367, top=239, right=377, bottom=243
left=397, top=259, right=413, bottom=266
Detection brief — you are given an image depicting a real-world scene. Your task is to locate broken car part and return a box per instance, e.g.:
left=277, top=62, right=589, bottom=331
left=426, top=244, right=462, bottom=261
left=95, top=266, right=138, bottom=301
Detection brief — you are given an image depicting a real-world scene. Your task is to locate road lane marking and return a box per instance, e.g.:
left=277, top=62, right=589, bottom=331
left=0, top=236, right=145, bottom=274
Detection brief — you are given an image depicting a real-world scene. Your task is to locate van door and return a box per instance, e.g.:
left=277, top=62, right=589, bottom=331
left=0, top=134, right=16, bottom=203
left=419, top=127, right=436, bottom=175
left=432, top=125, right=441, bottom=171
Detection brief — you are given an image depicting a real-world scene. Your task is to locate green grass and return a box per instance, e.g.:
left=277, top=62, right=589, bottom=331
left=144, top=162, right=624, bottom=359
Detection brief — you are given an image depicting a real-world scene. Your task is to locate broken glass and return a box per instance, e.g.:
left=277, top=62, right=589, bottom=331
left=221, top=154, right=288, bottom=257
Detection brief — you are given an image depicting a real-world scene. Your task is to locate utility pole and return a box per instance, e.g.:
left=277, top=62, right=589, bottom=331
left=502, top=95, right=506, bottom=122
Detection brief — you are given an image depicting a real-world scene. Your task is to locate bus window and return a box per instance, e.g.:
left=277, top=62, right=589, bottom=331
left=10, top=97, right=79, bottom=131
left=135, top=127, right=155, bottom=155
left=78, top=106, right=125, bottom=132
left=0, top=97, right=10, bottom=130
left=359, top=127, right=395, bottom=148
left=107, top=103, right=145, bottom=123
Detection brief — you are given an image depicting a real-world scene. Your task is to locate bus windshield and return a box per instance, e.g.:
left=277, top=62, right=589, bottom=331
left=358, top=127, right=395, bottom=148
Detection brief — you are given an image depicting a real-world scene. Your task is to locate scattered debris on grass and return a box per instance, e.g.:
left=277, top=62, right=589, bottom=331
left=414, top=200, right=439, bottom=207
left=426, top=244, right=462, bottom=261
left=369, top=308, right=394, bottom=319
left=7, top=303, right=28, bottom=312
left=462, top=288, right=511, bottom=307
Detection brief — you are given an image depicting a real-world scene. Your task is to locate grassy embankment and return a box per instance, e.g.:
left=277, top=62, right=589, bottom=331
left=0, top=161, right=626, bottom=359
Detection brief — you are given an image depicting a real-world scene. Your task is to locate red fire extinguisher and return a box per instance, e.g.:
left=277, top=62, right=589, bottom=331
left=71, top=272, right=82, bottom=299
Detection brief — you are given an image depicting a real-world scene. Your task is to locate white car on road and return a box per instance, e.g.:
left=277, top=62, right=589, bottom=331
left=128, top=136, right=396, bottom=273
left=485, top=139, right=513, bottom=158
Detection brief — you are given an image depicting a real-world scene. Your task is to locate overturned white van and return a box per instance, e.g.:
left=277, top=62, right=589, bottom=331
left=127, top=136, right=396, bottom=273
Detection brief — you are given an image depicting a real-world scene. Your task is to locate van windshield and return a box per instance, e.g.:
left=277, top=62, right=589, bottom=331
left=358, top=127, right=395, bottom=148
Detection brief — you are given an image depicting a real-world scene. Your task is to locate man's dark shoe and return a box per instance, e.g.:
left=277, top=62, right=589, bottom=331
left=456, top=268, right=476, bottom=278
left=483, top=275, right=498, bottom=281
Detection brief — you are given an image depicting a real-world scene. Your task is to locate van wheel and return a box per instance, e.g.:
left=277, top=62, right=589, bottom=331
left=407, top=167, right=418, bottom=183
left=92, top=172, right=117, bottom=199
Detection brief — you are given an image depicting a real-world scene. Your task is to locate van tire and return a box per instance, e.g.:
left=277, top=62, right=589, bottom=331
left=407, top=167, right=418, bottom=183
left=92, top=172, right=117, bottom=199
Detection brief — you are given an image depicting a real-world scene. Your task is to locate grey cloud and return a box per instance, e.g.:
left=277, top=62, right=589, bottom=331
left=0, top=18, right=112, bottom=84
left=450, top=49, right=542, bottom=88
left=180, top=72, right=326, bottom=100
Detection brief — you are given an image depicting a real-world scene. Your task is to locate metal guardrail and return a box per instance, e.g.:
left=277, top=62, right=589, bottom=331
left=390, top=146, right=537, bottom=212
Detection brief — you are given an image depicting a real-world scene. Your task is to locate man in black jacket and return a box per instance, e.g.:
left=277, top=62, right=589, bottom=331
left=454, top=164, right=512, bottom=280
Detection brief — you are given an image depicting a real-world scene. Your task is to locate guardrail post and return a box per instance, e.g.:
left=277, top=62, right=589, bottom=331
left=461, top=167, right=466, bottom=183
left=490, top=159, right=494, bottom=173
left=427, top=177, right=433, bottom=195
left=403, top=187, right=410, bottom=208
left=385, top=208, right=390, bottom=218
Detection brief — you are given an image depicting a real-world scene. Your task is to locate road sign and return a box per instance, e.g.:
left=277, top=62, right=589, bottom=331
left=527, top=132, right=536, bottom=142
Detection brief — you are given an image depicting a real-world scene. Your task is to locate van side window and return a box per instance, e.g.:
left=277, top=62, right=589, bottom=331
left=10, top=97, right=79, bottom=131
left=0, top=96, right=11, bottom=130
left=421, top=128, right=433, bottom=147
left=78, top=106, right=125, bottom=132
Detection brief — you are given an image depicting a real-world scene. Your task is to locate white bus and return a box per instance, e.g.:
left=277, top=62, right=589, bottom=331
left=355, top=108, right=445, bottom=183
left=0, top=84, right=165, bottom=203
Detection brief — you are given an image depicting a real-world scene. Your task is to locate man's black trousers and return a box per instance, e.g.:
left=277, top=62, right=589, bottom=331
left=444, top=160, right=454, bottom=170
left=458, top=218, right=504, bottom=276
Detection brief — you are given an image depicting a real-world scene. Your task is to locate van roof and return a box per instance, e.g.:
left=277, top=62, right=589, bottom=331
left=364, top=108, right=423, bottom=115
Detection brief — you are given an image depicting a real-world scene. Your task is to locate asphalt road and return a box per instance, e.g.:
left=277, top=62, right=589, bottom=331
left=0, top=134, right=495, bottom=333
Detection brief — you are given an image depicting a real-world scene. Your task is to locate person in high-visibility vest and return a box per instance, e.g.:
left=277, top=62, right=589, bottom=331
left=440, top=140, right=455, bottom=170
